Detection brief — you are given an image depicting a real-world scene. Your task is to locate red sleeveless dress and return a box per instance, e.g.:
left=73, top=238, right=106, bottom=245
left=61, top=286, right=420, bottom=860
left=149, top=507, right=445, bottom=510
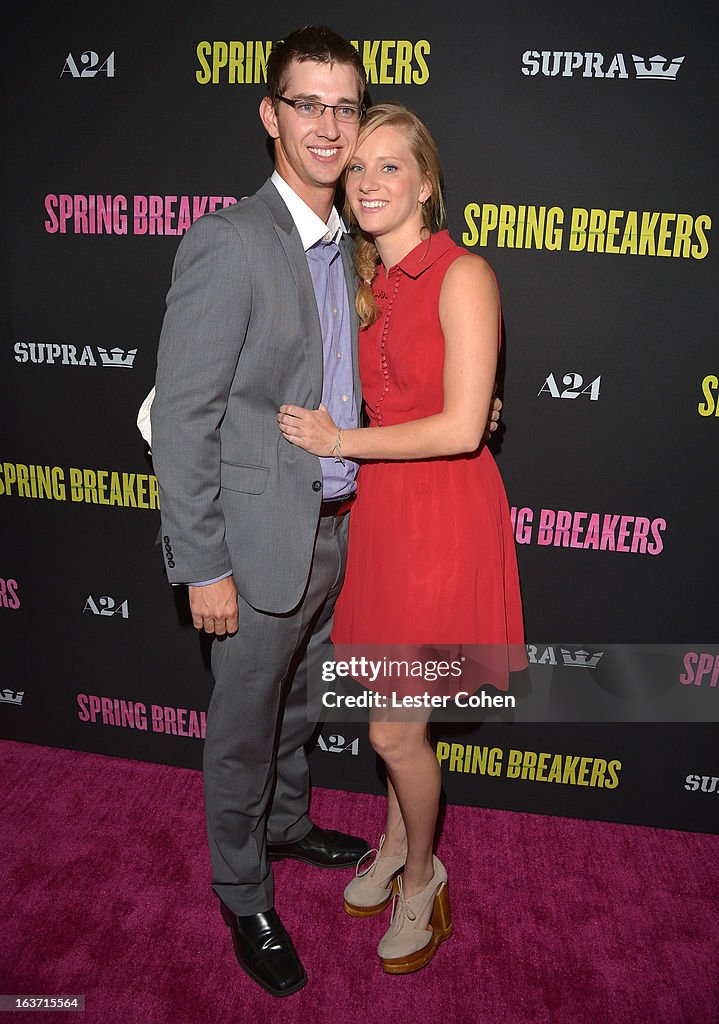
left=332, top=231, right=525, bottom=690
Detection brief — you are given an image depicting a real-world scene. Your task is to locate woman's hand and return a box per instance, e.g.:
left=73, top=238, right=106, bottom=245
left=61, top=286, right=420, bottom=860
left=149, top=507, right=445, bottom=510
left=278, top=402, right=340, bottom=457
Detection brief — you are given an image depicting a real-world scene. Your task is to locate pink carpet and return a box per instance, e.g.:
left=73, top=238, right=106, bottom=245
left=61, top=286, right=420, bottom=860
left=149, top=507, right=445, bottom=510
left=2, top=739, right=717, bottom=1024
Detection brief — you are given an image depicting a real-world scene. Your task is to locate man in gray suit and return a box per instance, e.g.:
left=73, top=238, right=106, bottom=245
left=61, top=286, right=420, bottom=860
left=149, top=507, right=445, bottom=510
left=151, top=27, right=370, bottom=997
left=151, top=24, right=500, bottom=998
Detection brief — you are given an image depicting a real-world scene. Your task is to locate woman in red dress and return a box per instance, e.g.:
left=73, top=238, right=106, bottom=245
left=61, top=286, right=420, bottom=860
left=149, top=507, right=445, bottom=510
left=278, top=103, right=525, bottom=974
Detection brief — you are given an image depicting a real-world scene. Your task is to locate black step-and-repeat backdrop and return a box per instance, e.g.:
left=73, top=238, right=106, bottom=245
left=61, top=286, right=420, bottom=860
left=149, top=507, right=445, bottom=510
left=3, top=1, right=718, bottom=834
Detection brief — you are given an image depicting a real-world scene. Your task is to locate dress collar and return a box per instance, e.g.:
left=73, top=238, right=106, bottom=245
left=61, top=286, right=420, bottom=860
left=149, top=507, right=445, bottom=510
left=390, top=229, right=455, bottom=279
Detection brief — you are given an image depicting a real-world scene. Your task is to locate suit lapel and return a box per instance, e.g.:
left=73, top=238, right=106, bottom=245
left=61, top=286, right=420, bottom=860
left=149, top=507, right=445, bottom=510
left=257, top=180, right=324, bottom=407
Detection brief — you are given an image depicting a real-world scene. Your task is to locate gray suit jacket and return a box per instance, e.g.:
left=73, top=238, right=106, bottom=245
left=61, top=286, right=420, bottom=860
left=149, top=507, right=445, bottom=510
left=150, top=179, right=361, bottom=613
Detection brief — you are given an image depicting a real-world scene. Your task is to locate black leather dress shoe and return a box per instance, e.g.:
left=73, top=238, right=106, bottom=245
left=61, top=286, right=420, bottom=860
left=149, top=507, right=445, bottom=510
left=267, top=824, right=370, bottom=868
left=219, top=902, right=307, bottom=997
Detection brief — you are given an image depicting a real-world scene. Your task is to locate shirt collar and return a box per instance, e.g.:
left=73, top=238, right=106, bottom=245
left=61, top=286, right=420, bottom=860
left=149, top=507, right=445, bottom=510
left=271, top=170, right=345, bottom=250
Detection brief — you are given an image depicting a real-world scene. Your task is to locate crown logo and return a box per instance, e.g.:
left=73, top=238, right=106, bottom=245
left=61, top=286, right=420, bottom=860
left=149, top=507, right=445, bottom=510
left=560, top=649, right=604, bottom=669
left=98, top=347, right=137, bottom=369
left=632, top=55, right=684, bottom=80
left=0, top=688, right=25, bottom=705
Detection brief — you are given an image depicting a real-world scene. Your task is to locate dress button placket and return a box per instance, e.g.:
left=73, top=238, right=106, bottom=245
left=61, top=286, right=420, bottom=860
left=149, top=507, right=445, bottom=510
left=376, top=271, right=401, bottom=425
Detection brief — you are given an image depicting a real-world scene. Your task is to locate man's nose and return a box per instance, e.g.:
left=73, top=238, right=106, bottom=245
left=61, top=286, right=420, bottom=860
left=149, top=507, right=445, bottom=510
left=315, top=108, right=341, bottom=137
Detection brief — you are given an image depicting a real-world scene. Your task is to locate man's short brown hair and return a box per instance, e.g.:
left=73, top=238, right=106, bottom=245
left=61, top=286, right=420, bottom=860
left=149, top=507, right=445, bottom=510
left=266, top=26, right=367, bottom=105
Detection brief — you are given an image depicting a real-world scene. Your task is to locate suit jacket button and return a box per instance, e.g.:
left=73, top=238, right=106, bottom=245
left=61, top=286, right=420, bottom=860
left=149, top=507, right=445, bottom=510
left=312, top=480, right=322, bottom=492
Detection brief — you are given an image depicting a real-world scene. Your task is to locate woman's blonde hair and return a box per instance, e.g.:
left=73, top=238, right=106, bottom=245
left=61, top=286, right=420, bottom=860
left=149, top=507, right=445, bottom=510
left=343, top=103, right=447, bottom=327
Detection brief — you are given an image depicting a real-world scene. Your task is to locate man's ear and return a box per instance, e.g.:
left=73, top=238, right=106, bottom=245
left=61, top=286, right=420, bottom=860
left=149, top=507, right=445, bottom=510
left=259, top=96, right=280, bottom=139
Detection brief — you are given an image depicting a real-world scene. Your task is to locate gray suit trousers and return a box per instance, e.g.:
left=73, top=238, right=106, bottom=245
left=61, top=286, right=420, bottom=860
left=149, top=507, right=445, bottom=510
left=203, top=513, right=349, bottom=915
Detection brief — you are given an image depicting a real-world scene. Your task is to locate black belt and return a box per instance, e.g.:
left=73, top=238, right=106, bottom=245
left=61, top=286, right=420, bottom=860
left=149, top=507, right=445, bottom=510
left=319, top=494, right=356, bottom=517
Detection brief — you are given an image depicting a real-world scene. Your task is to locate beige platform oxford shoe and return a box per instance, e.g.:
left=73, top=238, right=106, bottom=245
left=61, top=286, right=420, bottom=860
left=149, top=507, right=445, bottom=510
left=377, top=855, right=452, bottom=974
left=343, top=834, right=406, bottom=918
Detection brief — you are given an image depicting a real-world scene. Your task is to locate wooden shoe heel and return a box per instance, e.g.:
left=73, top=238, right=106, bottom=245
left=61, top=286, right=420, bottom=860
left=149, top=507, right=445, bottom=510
left=430, top=881, right=453, bottom=940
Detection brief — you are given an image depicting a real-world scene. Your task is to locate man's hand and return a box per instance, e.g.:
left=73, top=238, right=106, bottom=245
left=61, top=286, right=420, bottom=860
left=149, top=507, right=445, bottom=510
left=484, top=393, right=503, bottom=442
left=188, top=576, right=239, bottom=636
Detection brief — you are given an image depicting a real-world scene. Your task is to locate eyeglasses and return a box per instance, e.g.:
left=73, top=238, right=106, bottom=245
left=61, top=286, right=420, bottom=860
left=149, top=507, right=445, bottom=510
left=277, top=96, right=365, bottom=123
